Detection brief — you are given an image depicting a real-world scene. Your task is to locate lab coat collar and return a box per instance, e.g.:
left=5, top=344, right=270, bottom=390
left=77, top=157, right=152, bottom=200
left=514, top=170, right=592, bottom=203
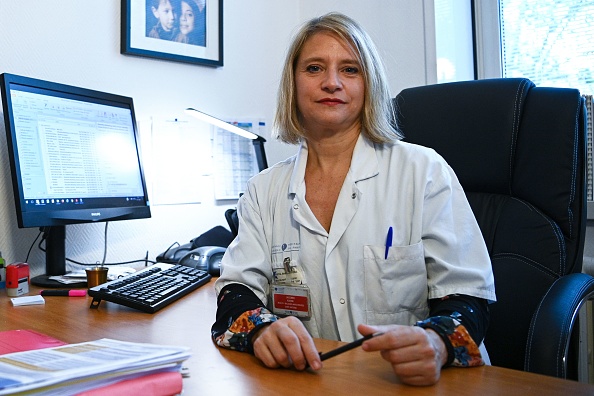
left=288, top=133, right=380, bottom=195
left=350, top=133, right=380, bottom=182
left=288, top=140, right=308, bottom=195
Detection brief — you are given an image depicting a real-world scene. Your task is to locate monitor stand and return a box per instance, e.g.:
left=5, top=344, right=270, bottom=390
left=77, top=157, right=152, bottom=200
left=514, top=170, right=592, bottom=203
left=30, top=226, right=88, bottom=289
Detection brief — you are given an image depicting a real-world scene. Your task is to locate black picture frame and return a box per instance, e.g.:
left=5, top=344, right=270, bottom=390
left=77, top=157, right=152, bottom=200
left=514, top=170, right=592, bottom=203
left=121, top=0, right=223, bottom=67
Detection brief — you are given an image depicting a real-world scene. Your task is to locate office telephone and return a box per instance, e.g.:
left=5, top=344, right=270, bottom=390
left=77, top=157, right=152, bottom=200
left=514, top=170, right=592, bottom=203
left=157, top=244, right=225, bottom=277
left=156, top=226, right=232, bottom=276
left=178, top=246, right=226, bottom=276
left=157, top=241, right=194, bottom=263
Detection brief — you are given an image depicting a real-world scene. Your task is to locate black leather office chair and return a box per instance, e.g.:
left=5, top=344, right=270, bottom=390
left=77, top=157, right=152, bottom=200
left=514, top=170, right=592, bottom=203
left=225, top=208, right=239, bottom=238
left=395, top=78, right=594, bottom=380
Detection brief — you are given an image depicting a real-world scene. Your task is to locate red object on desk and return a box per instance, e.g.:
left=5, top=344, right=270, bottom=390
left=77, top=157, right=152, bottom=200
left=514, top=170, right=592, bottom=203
left=75, top=371, right=183, bottom=396
left=0, top=329, right=66, bottom=354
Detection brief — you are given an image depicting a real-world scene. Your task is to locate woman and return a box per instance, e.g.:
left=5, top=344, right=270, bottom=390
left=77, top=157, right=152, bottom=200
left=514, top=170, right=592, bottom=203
left=211, top=12, right=496, bottom=386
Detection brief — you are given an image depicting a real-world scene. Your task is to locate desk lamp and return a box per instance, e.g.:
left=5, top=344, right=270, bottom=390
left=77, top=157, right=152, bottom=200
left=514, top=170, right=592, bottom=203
left=185, top=108, right=268, bottom=171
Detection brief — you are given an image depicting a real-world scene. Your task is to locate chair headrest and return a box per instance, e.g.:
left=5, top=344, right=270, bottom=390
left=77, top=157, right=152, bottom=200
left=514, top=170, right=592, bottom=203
left=395, top=78, right=585, bottom=241
left=395, top=78, right=534, bottom=194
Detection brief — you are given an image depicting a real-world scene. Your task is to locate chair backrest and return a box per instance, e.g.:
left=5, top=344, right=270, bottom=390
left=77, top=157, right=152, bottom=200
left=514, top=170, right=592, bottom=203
left=394, top=78, right=587, bottom=375
left=225, top=208, right=239, bottom=238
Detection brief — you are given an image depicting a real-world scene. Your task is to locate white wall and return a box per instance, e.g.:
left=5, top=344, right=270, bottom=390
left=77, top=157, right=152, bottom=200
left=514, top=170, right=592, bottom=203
left=0, top=0, right=433, bottom=276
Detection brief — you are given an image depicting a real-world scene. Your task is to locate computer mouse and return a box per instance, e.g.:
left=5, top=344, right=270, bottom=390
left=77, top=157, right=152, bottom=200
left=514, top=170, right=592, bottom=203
left=178, top=246, right=226, bottom=277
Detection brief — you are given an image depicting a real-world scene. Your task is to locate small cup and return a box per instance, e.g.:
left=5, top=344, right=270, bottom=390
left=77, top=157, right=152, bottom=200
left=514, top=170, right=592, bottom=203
left=86, top=267, right=109, bottom=288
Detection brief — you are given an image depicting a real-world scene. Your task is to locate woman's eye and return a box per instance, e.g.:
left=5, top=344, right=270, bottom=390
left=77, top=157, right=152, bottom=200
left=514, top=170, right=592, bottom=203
left=344, top=66, right=359, bottom=74
left=306, top=65, right=321, bottom=73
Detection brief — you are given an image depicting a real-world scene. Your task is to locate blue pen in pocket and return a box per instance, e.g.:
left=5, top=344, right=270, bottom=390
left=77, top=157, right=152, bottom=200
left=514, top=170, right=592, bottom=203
left=385, top=227, right=393, bottom=259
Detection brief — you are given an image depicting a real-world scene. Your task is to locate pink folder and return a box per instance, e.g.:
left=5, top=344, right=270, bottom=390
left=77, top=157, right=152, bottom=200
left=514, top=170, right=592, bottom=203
left=0, top=329, right=67, bottom=353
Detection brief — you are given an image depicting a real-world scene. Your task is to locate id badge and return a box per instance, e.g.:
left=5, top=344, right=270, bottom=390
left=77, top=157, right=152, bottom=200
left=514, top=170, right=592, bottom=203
left=271, top=284, right=311, bottom=318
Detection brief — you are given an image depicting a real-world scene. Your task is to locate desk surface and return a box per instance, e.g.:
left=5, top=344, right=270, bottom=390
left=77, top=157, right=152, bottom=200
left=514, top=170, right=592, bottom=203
left=2, top=281, right=593, bottom=395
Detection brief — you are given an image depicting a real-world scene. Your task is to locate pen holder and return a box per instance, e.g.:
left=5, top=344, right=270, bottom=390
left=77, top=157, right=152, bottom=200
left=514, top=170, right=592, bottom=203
left=85, top=267, right=108, bottom=288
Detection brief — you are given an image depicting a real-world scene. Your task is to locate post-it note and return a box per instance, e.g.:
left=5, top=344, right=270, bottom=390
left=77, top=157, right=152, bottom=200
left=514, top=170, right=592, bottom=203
left=11, top=295, right=45, bottom=306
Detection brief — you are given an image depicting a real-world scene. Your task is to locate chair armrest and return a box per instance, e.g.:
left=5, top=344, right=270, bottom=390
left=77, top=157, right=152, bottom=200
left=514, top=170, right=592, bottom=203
left=525, top=272, right=594, bottom=378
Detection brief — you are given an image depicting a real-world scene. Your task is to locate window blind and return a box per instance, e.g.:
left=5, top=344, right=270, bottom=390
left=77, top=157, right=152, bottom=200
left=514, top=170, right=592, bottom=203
left=586, top=95, right=593, bottom=201
left=499, top=0, right=594, bottom=95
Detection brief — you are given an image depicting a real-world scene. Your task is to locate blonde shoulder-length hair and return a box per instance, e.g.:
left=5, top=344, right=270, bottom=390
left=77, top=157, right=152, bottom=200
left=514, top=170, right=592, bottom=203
left=272, top=12, right=402, bottom=145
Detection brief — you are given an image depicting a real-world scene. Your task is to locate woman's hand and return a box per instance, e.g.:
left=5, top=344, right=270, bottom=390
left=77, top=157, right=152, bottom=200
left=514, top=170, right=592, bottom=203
left=357, top=323, right=448, bottom=386
left=252, top=316, right=322, bottom=371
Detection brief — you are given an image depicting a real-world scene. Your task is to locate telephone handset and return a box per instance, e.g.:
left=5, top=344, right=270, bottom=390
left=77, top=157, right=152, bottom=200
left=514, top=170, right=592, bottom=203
left=156, top=242, right=194, bottom=263
left=156, top=225, right=232, bottom=262
left=156, top=226, right=232, bottom=276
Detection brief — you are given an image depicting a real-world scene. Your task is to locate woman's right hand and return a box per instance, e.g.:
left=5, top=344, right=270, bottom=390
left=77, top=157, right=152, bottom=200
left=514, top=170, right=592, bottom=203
left=251, top=316, right=322, bottom=371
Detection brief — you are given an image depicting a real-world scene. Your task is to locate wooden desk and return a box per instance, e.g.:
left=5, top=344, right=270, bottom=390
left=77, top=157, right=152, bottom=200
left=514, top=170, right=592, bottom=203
left=2, top=281, right=593, bottom=395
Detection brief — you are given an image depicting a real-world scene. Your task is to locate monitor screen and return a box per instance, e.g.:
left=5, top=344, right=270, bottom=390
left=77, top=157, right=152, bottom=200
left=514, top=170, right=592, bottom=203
left=0, top=73, right=151, bottom=286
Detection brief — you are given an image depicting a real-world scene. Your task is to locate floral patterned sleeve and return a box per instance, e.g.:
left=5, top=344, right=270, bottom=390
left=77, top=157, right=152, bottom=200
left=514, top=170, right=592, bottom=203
left=211, top=283, right=278, bottom=353
left=415, top=316, right=484, bottom=367
left=418, top=294, right=490, bottom=367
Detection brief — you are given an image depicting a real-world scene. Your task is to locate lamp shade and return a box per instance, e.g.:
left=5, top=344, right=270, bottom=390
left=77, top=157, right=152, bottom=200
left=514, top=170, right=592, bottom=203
left=185, top=107, right=268, bottom=171
left=185, top=108, right=259, bottom=140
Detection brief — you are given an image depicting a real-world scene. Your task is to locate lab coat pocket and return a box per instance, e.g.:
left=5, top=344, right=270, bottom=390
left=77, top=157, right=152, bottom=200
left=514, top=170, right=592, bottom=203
left=363, top=241, right=427, bottom=321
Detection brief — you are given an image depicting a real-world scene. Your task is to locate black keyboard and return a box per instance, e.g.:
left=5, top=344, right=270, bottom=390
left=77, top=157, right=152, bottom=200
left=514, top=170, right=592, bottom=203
left=88, top=263, right=211, bottom=313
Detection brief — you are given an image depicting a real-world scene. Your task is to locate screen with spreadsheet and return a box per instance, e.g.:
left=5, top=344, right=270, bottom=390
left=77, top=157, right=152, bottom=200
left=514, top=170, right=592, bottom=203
left=1, top=73, right=151, bottom=228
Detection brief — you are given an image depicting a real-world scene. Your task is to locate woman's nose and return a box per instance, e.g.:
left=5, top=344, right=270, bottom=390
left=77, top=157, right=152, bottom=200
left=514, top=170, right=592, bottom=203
left=322, top=69, right=342, bottom=92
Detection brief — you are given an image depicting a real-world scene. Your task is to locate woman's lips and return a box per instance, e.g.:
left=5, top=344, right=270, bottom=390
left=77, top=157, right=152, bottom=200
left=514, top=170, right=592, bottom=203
left=317, top=98, right=346, bottom=105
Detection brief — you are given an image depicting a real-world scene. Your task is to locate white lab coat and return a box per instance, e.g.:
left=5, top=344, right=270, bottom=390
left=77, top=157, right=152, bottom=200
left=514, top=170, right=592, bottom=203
left=216, top=134, right=496, bottom=342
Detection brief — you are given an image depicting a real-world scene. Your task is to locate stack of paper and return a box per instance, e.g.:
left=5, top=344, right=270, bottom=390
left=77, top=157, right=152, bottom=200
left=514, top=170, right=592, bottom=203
left=0, top=338, right=190, bottom=395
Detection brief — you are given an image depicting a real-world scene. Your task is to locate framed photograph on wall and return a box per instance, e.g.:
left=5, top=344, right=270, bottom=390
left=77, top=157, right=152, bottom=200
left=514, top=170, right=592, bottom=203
left=121, top=0, right=223, bottom=67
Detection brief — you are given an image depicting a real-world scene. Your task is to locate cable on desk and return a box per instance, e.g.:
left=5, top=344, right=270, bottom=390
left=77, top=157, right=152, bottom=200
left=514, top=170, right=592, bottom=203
left=31, top=225, right=158, bottom=268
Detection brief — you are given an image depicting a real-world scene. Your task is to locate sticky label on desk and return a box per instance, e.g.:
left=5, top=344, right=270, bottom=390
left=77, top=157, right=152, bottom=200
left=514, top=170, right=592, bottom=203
left=11, top=295, right=45, bottom=306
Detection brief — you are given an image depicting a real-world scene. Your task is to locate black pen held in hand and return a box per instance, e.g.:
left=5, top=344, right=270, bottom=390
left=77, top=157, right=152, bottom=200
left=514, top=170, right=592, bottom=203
left=319, top=332, right=384, bottom=361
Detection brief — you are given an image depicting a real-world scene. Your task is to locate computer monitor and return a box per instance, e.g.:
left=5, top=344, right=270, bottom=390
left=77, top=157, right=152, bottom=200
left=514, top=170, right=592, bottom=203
left=0, top=73, right=151, bottom=287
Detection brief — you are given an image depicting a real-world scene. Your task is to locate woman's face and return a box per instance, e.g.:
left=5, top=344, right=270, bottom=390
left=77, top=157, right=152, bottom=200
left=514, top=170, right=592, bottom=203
left=179, top=1, right=195, bottom=35
left=294, top=32, right=365, bottom=135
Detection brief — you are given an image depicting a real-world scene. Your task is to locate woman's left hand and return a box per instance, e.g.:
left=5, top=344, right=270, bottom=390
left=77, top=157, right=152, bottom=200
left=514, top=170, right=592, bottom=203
left=357, top=323, right=448, bottom=386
